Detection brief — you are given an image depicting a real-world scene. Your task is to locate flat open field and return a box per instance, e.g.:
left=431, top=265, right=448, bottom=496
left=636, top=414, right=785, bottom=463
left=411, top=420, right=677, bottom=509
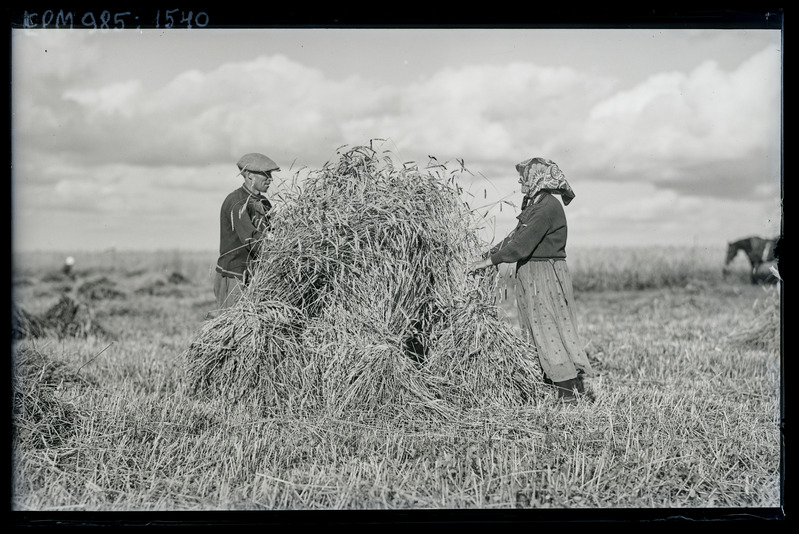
left=11, top=246, right=783, bottom=520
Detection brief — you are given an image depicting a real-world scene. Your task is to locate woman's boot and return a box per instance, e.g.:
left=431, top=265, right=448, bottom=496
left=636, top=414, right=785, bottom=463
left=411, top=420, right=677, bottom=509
left=553, top=378, right=580, bottom=404
left=575, top=374, right=585, bottom=394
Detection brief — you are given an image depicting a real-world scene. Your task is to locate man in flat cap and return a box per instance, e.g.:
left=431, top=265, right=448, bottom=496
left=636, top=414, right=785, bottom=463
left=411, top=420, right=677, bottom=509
left=213, top=153, right=280, bottom=311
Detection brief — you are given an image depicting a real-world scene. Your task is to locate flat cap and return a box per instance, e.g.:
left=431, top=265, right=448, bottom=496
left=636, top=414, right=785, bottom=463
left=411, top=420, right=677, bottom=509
left=237, top=153, right=280, bottom=173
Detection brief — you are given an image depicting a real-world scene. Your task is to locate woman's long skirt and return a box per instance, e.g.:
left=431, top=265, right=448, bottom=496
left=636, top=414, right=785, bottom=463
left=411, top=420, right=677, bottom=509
left=213, top=272, right=243, bottom=310
left=515, top=259, right=593, bottom=383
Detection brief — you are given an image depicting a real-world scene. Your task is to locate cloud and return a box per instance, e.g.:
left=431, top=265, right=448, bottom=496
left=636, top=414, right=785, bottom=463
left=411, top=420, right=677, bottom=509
left=63, top=80, right=142, bottom=117
left=14, top=34, right=620, bottom=169
left=11, top=30, right=782, bottom=252
left=17, top=35, right=779, bottom=177
left=16, top=51, right=401, bottom=170
left=580, top=46, right=781, bottom=197
left=12, top=30, right=101, bottom=86
left=339, top=62, right=616, bottom=167
left=565, top=179, right=781, bottom=248
left=12, top=31, right=104, bottom=149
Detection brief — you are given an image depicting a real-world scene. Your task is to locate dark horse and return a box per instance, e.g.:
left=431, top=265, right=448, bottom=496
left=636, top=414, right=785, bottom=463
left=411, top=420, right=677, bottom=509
left=723, top=236, right=779, bottom=284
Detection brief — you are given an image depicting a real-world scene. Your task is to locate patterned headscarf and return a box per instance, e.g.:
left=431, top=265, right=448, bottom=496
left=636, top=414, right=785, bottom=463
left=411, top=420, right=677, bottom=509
left=516, top=157, right=575, bottom=207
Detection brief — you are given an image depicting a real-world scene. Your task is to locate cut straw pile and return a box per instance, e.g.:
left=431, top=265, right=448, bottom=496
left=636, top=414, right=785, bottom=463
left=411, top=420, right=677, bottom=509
left=12, top=305, right=45, bottom=340
left=12, top=296, right=109, bottom=340
left=13, top=345, right=82, bottom=450
left=184, top=144, right=543, bottom=420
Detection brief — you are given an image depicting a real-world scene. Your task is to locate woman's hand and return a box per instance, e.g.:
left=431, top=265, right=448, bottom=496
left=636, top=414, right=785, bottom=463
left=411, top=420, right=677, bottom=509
left=468, top=257, right=494, bottom=273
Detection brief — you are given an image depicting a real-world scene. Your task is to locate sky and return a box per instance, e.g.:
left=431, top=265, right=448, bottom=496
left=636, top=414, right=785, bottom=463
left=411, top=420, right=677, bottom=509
left=11, top=18, right=783, bottom=255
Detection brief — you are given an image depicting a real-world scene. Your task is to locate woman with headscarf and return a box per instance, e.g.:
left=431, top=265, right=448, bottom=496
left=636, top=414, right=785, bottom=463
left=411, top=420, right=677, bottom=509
left=468, top=157, right=593, bottom=404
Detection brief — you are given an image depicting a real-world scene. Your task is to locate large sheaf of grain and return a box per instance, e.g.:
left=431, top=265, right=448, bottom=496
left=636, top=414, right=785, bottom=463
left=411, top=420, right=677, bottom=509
left=184, top=144, right=543, bottom=421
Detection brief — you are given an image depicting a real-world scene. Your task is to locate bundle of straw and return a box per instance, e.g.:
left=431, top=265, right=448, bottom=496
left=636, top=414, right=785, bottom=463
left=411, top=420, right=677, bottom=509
left=12, top=305, right=45, bottom=340
left=184, top=144, right=542, bottom=419
left=40, top=295, right=109, bottom=339
left=13, top=345, right=81, bottom=449
left=77, top=276, right=126, bottom=301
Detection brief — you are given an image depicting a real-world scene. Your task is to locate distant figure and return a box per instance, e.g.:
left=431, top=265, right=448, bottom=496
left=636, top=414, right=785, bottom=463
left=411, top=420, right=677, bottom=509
left=723, top=236, right=779, bottom=284
left=468, top=157, right=594, bottom=404
left=62, top=256, right=75, bottom=277
left=213, top=153, right=280, bottom=313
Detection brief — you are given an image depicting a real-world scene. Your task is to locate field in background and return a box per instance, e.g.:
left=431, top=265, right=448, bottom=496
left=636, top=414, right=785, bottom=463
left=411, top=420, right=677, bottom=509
left=13, top=249, right=218, bottom=286
left=13, top=244, right=749, bottom=298
left=11, top=246, right=782, bottom=513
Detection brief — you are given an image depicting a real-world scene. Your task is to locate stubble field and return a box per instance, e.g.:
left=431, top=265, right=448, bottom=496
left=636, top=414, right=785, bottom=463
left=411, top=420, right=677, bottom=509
left=11, top=246, right=783, bottom=520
